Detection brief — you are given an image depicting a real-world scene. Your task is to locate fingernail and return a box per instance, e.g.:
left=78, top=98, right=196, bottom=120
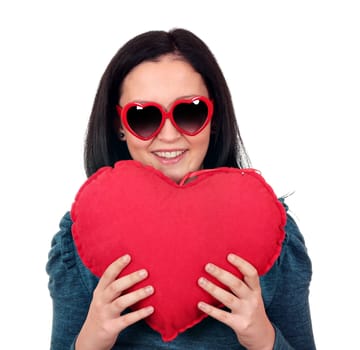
left=198, top=301, right=207, bottom=311
left=138, top=269, right=148, bottom=278
left=205, top=263, right=215, bottom=273
left=122, top=254, right=131, bottom=263
left=145, top=285, right=154, bottom=294
left=145, top=306, right=154, bottom=314
left=227, top=253, right=236, bottom=262
left=198, top=277, right=207, bottom=286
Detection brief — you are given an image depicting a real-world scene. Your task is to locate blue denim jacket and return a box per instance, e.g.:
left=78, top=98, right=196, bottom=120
left=46, top=207, right=316, bottom=349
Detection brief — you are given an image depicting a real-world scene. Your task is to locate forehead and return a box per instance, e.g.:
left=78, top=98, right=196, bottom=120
left=120, top=54, right=208, bottom=106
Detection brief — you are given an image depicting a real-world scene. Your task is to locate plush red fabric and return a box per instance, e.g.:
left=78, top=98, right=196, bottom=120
left=71, top=160, right=286, bottom=341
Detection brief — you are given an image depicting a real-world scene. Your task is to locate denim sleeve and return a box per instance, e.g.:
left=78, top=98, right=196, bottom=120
left=46, top=212, right=98, bottom=350
left=267, top=213, right=316, bottom=350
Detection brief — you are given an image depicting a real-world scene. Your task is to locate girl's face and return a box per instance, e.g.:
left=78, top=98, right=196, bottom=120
left=118, top=54, right=211, bottom=183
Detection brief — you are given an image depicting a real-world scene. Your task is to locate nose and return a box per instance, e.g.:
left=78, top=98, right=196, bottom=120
left=156, top=118, right=182, bottom=142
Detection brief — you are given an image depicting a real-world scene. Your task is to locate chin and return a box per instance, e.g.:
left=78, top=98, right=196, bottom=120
left=167, top=174, right=183, bottom=184
left=162, top=170, right=185, bottom=184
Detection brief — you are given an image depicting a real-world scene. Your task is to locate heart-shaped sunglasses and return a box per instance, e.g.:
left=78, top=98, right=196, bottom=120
left=116, top=96, right=214, bottom=140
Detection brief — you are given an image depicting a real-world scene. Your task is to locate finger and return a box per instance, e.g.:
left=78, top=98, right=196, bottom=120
left=197, top=301, right=234, bottom=328
left=111, top=285, right=155, bottom=314
left=103, top=269, right=149, bottom=303
left=97, top=254, right=131, bottom=291
left=198, top=277, right=240, bottom=311
left=112, top=306, right=155, bottom=333
left=227, top=254, right=260, bottom=291
left=204, top=263, right=248, bottom=297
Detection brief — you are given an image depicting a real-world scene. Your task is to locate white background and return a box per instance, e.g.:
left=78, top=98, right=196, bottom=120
left=1, top=1, right=359, bottom=348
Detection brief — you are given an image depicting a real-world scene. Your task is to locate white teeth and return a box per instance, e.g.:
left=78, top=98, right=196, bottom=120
left=154, top=151, right=185, bottom=159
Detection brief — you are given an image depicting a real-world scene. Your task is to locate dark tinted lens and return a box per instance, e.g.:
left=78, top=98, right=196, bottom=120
left=127, top=105, right=162, bottom=138
left=173, top=100, right=208, bottom=133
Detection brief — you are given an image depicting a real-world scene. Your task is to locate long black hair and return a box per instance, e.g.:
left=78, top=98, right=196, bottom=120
left=84, top=28, right=251, bottom=176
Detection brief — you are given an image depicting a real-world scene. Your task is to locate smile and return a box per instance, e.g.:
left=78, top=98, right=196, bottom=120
left=153, top=150, right=186, bottom=159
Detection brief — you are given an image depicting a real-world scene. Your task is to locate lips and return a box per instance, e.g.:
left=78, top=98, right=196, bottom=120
left=153, top=150, right=186, bottom=159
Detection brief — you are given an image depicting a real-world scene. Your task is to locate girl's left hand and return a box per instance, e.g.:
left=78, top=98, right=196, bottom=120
left=197, top=253, right=275, bottom=350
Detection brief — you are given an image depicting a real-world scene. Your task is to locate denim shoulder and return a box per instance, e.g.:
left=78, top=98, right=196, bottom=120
left=46, top=211, right=98, bottom=298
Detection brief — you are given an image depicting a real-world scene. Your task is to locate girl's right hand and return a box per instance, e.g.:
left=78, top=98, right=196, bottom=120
left=75, top=254, right=154, bottom=350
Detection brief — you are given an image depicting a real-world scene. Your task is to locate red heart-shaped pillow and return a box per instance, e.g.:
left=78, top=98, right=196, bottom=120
left=71, top=160, right=286, bottom=341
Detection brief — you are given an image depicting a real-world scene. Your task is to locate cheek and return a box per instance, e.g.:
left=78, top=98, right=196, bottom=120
left=198, top=127, right=211, bottom=150
left=124, top=135, right=150, bottom=160
left=191, top=129, right=211, bottom=159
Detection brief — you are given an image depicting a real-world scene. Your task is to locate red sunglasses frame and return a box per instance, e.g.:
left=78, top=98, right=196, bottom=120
left=116, top=96, right=214, bottom=141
